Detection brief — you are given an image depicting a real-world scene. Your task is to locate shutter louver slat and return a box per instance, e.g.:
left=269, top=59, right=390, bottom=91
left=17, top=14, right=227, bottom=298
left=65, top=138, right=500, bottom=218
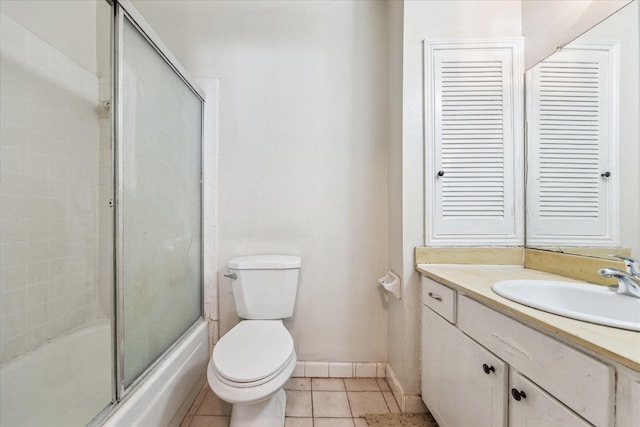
left=538, top=61, right=600, bottom=220
left=426, top=41, right=522, bottom=245
left=440, top=60, right=505, bottom=218
left=526, top=43, right=618, bottom=247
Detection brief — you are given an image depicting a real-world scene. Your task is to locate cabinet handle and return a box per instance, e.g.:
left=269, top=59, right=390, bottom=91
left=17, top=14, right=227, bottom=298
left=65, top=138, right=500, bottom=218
left=437, top=170, right=445, bottom=177
left=511, top=388, right=526, bottom=401
left=428, top=292, right=442, bottom=301
left=482, top=364, right=495, bottom=375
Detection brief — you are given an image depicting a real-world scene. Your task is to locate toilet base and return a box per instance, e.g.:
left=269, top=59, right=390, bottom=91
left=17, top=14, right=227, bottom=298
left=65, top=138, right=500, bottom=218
left=229, top=388, right=286, bottom=427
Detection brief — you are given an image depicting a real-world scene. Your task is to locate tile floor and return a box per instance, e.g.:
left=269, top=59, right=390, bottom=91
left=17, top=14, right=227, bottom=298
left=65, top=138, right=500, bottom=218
left=180, top=378, right=401, bottom=427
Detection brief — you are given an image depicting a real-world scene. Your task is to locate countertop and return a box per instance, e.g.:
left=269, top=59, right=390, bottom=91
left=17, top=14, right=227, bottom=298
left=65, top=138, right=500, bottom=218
left=416, top=264, right=640, bottom=372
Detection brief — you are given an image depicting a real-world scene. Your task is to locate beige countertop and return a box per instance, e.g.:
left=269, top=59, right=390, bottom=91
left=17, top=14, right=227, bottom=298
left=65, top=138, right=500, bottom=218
left=416, top=264, right=640, bottom=372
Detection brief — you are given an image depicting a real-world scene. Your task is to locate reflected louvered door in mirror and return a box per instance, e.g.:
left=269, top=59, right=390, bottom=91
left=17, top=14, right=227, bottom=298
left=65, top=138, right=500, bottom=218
left=526, top=43, right=619, bottom=246
left=425, top=41, right=524, bottom=245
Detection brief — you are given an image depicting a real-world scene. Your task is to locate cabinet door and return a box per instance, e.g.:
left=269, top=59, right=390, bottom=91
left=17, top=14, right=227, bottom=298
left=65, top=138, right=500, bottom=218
left=422, top=305, right=507, bottom=427
left=509, top=371, right=592, bottom=427
left=616, top=366, right=640, bottom=427
left=526, top=43, right=619, bottom=247
left=424, top=40, right=524, bottom=246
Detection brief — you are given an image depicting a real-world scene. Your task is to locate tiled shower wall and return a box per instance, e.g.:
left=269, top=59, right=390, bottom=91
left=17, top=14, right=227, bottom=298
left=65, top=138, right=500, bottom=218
left=0, top=14, right=103, bottom=364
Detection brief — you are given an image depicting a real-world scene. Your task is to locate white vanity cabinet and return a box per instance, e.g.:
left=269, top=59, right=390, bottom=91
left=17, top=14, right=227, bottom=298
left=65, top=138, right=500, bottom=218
left=458, top=295, right=614, bottom=427
left=421, top=275, right=620, bottom=427
left=422, top=302, right=508, bottom=427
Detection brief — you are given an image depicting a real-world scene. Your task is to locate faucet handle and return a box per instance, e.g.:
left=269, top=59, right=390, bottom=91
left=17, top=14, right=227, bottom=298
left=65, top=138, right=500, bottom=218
left=598, top=267, right=640, bottom=298
left=608, top=254, right=640, bottom=276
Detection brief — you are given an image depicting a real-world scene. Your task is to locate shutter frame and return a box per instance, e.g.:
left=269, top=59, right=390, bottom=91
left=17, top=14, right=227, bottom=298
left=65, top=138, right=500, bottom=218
left=424, top=39, right=524, bottom=246
left=526, top=41, right=620, bottom=247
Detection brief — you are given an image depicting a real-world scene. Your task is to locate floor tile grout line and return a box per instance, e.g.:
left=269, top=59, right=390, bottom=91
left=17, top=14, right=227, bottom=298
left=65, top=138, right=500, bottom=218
left=344, top=379, right=355, bottom=421
left=310, top=381, right=315, bottom=419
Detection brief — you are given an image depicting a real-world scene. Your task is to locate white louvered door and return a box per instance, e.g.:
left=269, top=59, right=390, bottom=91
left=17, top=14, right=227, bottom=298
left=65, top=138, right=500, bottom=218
left=526, top=43, right=619, bottom=246
left=425, top=41, right=524, bottom=245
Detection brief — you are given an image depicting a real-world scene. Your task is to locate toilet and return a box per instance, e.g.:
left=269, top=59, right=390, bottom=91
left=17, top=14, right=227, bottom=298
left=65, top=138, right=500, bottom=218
left=207, top=255, right=301, bottom=427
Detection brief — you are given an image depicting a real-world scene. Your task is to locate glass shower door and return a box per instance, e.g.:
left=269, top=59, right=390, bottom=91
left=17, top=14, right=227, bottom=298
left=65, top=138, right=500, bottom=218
left=117, top=10, right=203, bottom=389
left=0, top=1, right=114, bottom=425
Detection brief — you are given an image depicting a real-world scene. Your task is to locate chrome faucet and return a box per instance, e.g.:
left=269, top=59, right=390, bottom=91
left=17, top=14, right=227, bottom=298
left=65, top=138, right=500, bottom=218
left=598, top=255, right=640, bottom=298
left=608, top=254, right=640, bottom=276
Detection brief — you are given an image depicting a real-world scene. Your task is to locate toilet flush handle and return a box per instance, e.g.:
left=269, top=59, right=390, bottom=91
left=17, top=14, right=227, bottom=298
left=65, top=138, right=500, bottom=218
left=224, top=273, right=237, bottom=280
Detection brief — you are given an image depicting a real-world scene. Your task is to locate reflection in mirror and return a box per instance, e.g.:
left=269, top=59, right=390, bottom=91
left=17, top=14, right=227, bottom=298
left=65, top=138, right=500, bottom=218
left=525, top=0, right=639, bottom=259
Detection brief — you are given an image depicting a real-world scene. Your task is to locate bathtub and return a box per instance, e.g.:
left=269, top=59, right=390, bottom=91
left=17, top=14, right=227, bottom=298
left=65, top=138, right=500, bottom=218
left=0, top=321, right=112, bottom=427
left=0, top=319, right=209, bottom=427
left=101, top=319, right=209, bottom=427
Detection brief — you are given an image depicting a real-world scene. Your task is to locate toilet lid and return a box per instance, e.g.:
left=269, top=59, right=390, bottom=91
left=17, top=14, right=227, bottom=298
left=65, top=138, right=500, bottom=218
left=213, top=320, right=294, bottom=384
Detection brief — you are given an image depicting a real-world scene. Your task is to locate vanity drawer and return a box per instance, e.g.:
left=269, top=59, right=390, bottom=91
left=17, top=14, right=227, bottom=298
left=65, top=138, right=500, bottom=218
left=421, top=276, right=456, bottom=323
left=458, top=295, right=614, bottom=427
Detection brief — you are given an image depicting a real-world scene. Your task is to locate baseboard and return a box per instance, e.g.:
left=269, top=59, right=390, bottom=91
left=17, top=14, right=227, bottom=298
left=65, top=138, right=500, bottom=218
left=292, top=361, right=387, bottom=378
left=385, top=363, right=426, bottom=414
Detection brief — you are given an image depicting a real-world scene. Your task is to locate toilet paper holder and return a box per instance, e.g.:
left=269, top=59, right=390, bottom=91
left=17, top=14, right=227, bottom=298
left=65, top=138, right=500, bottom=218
left=378, top=270, right=401, bottom=299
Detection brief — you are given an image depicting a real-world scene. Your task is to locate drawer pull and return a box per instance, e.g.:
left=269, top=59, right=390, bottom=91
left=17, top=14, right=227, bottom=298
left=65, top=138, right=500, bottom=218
left=511, top=388, right=526, bottom=401
left=428, top=292, right=442, bottom=301
left=482, top=364, right=495, bottom=375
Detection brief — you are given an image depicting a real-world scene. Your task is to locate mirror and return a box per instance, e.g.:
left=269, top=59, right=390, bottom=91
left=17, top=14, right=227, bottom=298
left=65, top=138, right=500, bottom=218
left=525, top=0, right=639, bottom=259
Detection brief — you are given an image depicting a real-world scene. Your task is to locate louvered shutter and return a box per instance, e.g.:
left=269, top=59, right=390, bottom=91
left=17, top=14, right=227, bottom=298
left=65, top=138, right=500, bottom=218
left=526, top=43, right=618, bottom=246
left=425, top=41, right=524, bottom=245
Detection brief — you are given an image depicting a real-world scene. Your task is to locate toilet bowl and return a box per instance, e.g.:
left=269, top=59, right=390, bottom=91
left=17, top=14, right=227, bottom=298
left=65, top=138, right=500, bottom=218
left=207, top=255, right=301, bottom=427
left=207, top=320, right=297, bottom=427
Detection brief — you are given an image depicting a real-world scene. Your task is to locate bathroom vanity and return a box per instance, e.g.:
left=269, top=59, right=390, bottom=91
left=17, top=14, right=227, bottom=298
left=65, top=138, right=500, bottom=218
left=417, top=265, right=640, bottom=427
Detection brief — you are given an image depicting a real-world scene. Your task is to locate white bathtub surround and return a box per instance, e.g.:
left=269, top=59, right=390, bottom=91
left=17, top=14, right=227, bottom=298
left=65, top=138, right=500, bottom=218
left=0, top=13, right=104, bottom=364
left=193, top=77, right=220, bottom=354
left=293, top=361, right=387, bottom=379
left=0, top=321, right=111, bottom=427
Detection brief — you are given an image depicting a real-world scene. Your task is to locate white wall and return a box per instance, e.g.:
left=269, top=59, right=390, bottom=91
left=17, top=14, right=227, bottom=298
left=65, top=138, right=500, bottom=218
left=131, top=0, right=390, bottom=363
left=386, top=0, right=522, bottom=399
left=522, top=0, right=631, bottom=69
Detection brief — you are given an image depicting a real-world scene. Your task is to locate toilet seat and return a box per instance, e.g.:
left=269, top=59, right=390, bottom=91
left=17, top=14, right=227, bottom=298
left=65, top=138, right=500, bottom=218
left=212, top=320, right=294, bottom=388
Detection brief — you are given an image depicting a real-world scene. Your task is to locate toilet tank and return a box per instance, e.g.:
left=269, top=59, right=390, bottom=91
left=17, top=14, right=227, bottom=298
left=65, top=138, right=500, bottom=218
left=227, top=255, right=301, bottom=320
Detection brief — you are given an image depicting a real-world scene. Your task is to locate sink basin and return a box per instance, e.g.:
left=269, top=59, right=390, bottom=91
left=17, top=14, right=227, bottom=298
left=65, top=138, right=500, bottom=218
left=492, top=280, right=640, bottom=331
